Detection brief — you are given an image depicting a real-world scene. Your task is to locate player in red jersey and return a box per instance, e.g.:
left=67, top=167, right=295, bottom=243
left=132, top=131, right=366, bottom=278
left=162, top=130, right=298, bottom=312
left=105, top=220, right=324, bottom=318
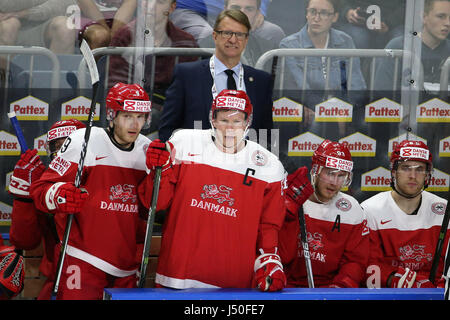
left=279, top=139, right=369, bottom=287
left=139, top=89, right=287, bottom=291
left=362, top=140, right=448, bottom=288
left=31, top=83, right=152, bottom=299
left=8, top=119, right=85, bottom=300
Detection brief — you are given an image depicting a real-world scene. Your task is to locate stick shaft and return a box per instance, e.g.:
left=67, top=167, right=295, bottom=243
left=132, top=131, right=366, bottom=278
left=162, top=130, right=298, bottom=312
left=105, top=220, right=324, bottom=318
left=8, top=112, right=28, bottom=152
left=298, top=206, right=314, bottom=288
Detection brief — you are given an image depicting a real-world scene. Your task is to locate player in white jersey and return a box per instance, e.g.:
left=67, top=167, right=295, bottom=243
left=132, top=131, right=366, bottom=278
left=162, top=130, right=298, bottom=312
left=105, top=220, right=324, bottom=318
left=279, top=139, right=370, bottom=287
left=138, top=89, right=287, bottom=291
left=362, top=140, right=448, bottom=288
left=31, top=83, right=152, bottom=299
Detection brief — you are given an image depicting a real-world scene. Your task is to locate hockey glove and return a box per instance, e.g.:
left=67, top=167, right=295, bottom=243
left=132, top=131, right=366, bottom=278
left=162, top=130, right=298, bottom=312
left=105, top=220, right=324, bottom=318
left=45, top=182, right=89, bottom=214
left=254, top=250, right=286, bottom=292
left=285, top=166, right=314, bottom=218
left=146, top=139, right=174, bottom=176
left=9, top=149, right=46, bottom=198
left=390, top=267, right=435, bottom=288
left=0, top=246, right=24, bottom=299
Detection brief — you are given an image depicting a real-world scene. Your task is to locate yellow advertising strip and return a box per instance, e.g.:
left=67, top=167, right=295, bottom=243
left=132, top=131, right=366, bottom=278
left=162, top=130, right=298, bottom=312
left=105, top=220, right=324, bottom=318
left=315, top=117, right=352, bottom=122
left=361, top=186, right=392, bottom=191
left=0, top=151, right=21, bottom=156
left=417, top=118, right=450, bottom=123
left=349, top=152, right=376, bottom=157
left=426, top=187, right=449, bottom=192
left=288, top=151, right=315, bottom=157
left=16, top=116, right=48, bottom=121
left=273, top=117, right=303, bottom=122
left=365, top=117, right=401, bottom=123
left=440, top=152, right=450, bottom=157
left=0, top=221, right=11, bottom=226
left=61, top=115, right=100, bottom=121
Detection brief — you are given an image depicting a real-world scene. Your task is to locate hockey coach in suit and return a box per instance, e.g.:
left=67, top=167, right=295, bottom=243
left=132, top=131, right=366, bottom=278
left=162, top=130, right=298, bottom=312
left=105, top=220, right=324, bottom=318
left=158, top=9, right=274, bottom=143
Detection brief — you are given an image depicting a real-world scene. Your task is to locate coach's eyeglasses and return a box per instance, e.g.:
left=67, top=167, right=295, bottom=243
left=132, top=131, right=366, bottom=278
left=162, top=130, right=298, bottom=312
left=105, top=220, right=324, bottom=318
left=214, top=30, right=249, bottom=41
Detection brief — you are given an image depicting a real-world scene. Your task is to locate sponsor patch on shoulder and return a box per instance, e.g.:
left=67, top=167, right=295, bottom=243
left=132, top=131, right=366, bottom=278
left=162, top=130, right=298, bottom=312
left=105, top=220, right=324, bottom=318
left=49, top=156, right=71, bottom=176
left=252, top=150, right=268, bottom=166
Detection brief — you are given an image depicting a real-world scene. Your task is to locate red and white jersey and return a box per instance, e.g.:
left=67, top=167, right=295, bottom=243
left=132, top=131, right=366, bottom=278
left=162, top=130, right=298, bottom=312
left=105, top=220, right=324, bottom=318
left=279, top=192, right=369, bottom=288
left=138, top=129, right=286, bottom=289
left=31, top=127, right=150, bottom=277
left=361, top=190, right=448, bottom=286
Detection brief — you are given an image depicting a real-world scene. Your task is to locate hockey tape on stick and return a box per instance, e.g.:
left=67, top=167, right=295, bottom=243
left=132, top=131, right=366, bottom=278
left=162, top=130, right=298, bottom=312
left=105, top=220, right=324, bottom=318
left=298, top=206, right=315, bottom=288
left=429, top=190, right=450, bottom=283
left=52, top=39, right=99, bottom=299
left=8, top=112, right=28, bottom=152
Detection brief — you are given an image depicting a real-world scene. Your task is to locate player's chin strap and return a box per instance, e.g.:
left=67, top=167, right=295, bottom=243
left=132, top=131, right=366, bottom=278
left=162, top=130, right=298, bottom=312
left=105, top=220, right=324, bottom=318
left=310, top=167, right=332, bottom=205
left=106, top=126, right=135, bottom=151
left=391, top=177, right=424, bottom=199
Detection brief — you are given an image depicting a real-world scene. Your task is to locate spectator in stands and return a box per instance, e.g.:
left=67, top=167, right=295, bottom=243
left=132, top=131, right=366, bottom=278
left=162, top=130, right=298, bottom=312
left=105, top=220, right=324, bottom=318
left=77, top=0, right=137, bottom=49
left=198, top=0, right=285, bottom=66
left=170, top=0, right=270, bottom=42
left=0, top=0, right=77, bottom=53
left=279, top=0, right=367, bottom=90
left=108, top=0, right=198, bottom=118
left=158, top=9, right=274, bottom=146
left=374, top=0, right=450, bottom=92
left=335, top=0, right=405, bottom=49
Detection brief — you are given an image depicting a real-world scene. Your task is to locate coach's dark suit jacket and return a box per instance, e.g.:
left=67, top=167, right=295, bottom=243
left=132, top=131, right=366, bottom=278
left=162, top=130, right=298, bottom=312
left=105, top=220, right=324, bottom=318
left=158, top=58, right=274, bottom=142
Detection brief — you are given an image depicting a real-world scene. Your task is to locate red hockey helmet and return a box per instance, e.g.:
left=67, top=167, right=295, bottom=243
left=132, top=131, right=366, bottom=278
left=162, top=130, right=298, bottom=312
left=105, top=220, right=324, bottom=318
left=390, top=140, right=433, bottom=169
left=210, top=89, right=253, bottom=126
left=106, top=82, right=152, bottom=128
left=46, top=119, right=86, bottom=157
left=311, top=139, right=353, bottom=187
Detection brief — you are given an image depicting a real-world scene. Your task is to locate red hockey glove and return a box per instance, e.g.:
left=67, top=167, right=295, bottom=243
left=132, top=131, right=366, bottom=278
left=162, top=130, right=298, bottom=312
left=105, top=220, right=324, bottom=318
left=254, top=250, right=286, bottom=292
left=45, top=182, right=89, bottom=214
left=390, top=267, right=435, bottom=288
left=146, top=139, right=174, bottom=176
left=9, top=149, right=46, bottom=198
left=285, top=166, right=314, bottom=218
left=0, top=246, right=24, bottom=299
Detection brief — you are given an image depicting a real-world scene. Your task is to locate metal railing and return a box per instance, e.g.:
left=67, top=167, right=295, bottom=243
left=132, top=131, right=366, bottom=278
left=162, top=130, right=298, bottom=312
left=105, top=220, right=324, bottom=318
left=0, top=46, right=60, bottom=89
left=254, top=48, right=404, bottom=91
left=77, top=47, right=215, bottom=90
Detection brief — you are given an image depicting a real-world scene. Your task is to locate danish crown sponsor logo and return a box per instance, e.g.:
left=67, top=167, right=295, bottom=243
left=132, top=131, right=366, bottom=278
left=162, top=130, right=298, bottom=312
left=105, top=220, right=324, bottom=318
left=61, top=96, right=100, bottom=121
left=388, top=133, right=426, bottom=157
left=439, top=136, right=450, bottom=157
left=10, top=95, right=49, bottom=120
left=365, top=98, right=402, bottom=122
left=335, top=198, right=352, bottom=211
left=0, top=131, right=20, bottom=156
left=315, top=97, right=353, bottom=122
left=288, top=132, right=324, bottom=156
left=361, top=167, right=392, bottom=191
left=431, top=202, right=446, bottom=215
left=0, top=201, right=12, bottom=226
left=100, top=184, right=138, bottom=213
left=339, top=132, right=376, bottom=157
left=399, top=244, right=432, bottom=262
left=124, top=100, right=151, bottom=112
left=49, top=156, right=71, bottom=176
left=216, top=96, right=246, bottom=111
left=190, top=184, right=238, bottom=218
left=326, top=156, right=353, bottom=172
left=399, top=147, right=429, bottom=161
left=426, top=168, right=449, bottom=192
left=272, top=97, right=303, bottom=122
left=416, top=98, right=449, bottom=123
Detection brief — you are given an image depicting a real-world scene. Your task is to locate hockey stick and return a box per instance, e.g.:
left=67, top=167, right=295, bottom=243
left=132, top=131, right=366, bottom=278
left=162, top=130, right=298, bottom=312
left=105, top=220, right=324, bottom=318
left=8, top=112, right=28, bottom=152
left=298, top=205, right=314, bottom=288
left=51, top=39, right=99, bottom=299
left=137, top=166, right=162, bottom=288
left=429, top=190, right=450, bottom=283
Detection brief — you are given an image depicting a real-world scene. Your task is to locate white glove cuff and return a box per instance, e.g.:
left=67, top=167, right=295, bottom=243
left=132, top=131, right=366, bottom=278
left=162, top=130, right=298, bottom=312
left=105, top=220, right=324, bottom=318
left=254, top=253, right=283, bottom=272
left=45, top=182, right=66, bottom=211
